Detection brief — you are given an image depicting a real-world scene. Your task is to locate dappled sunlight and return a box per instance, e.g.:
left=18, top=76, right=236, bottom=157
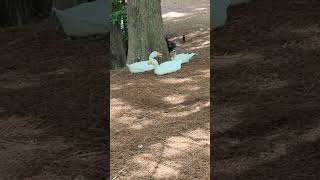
left=294, top=36, right=320, bottom=50
left=110, top=84, right=123, bottom=91
left=183, top=128, right=210, bottom=141
left=129, top=120, right=154, bottom=130
left=130, top=153, right=182, bottom=179
left=212, top=105, right=247, bottom=134
left=131, top=154, right=158, bottom=177
left=197, top=69, right=210, bottom=78
left=156, top=101, right=209, bottom=118
left=217, top=143, right=288, bottom=174
left=163, top=94, right=186, bottom=105
left=257, top=80, right=288, bottom=90
left=276, top=25, right=320, bottom=50
left=113, top=115, right=137, bottom=127
left=184, top=30, right=209, bottom=39
left=192, top=7, right=207, bottom=12
left=192, top=38, right=210, bottom=46
left=153, top=161, right=182, bottom=179
left=212, top=0, right=320, bottom=178
left=111, top=98, right=155, bottom=130
left=202, top=40, right=210, bottom=46
left=159, top=77, right=193, bottom=84
left=188, top=40, right=210, bottom=50
left=300, top=123, right=320, bottom=142
left=169, top=30, right=209, bottom=43
left=110, top=98, right=134, bottom=118
left=126, top=128, right=209, bottom=178
left=164, top=135, right=209, bottom=157
left=184, top=85, right=201, bottom=91
left=162, top=12, right=194, bottom=21
left=213, top=52, right=265, bottom=68
left=218, top=124, right=320, bottom=175
left=180, top=31, right=210, bottom=52
left=290, top=25, right=320, bottom=34
left=111, top=0, right=210, bottom=178
left=161, top=0, right=209, bottom=35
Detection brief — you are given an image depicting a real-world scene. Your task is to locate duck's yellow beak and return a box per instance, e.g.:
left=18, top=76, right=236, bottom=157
left=157, top=52, right=163, bottom=57
left=147, top=60, right=152, bottom=65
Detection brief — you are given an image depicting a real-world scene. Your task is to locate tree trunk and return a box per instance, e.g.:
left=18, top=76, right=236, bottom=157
left=126, top=0, right=169, bottom=64
left=110, top=23, right=127, bottom=70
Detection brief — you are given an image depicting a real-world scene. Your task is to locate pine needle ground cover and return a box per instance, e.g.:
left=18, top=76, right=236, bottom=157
left=212, top=0, right=320, bottom=179
left=0, top=24, right=108, bottom=179
left=110, top=0, right=210, bottom=179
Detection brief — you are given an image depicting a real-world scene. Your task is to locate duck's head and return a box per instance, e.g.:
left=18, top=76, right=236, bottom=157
left=149, top=51, right=163, bottom=60
left=172, top=50, right=177, bottom=58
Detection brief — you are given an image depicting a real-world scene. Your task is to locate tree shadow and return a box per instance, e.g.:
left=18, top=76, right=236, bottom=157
left=212, top=0, right=320, bottom=179
left=0, top=26, right=108, bottom=179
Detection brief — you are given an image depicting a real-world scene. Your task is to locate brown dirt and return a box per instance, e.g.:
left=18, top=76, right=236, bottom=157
left=212, top=0, right=320, bottom=179
left=110, top=0, right=210, bottom=179
left=0, top=24, right=108, bottom=179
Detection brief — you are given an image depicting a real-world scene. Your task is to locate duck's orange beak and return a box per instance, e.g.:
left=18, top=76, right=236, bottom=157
left=157, top=52, right=163, bottom=57
left=147, top=60, right=152, bottom=65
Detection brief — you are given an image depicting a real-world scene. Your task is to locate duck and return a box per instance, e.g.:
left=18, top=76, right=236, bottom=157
left=165, top=37, right=176, bottom=52
left=147, top=58, right=182, bottom=76
left=127, top=51, right=163, bottom=73
left=171, top=50, right=196, bottom=64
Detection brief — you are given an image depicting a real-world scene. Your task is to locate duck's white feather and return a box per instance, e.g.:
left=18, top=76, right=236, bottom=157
left=126, top=51, right=161, bottom=73
left=127, top=61, right=154, bottom=73
left=149, top=59, right=182, bottom=75
left=171, top=51, right=196, bottom=64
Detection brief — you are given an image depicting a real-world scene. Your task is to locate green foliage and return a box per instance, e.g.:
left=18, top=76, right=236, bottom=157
left=111, top=0, right=128, bottom=40
left=111, top=4, right=126, bottom=25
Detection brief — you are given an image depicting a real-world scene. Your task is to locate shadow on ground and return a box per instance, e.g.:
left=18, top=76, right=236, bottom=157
left=212, top=0, right=320, bottom=179
left=0, top=26, right=108, bottom=179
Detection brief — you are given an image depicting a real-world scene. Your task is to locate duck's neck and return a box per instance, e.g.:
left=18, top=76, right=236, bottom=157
left=149, top=52, right=157, bottom=60
left=151, top=59, right=159, bottom=68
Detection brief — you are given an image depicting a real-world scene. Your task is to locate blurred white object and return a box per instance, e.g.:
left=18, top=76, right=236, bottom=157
left=52, top=0, right=111, bottom=36
left=147, top=58, right=182, bottom=76
left=127, top=51, right=163, bottom=74
left=171, top=50, right=196, bottom=64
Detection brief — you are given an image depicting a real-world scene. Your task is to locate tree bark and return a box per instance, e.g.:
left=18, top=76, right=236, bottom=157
left=126, top=0, right=169, bottom=64
left=110, top=23, right=127, bottom=70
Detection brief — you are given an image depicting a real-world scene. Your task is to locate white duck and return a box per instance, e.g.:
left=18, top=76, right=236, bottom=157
left=147, top=58, right=182, bottom=76
left=171, top=50, right=196, bottom=64
left=127, top=51, right=163, bottom=73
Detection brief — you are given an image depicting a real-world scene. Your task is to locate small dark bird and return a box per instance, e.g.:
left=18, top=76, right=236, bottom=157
left=182, top=35, right=185, bottom=43
left=165, top=37, right=176, bottom=52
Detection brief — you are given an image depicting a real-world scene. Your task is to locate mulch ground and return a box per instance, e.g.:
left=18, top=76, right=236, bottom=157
left=110, top=1, right=210, bottom=179
left=0, top=24, right=109, bottom=179
left=110, top=29, right=210, bottom=179
left=212, top=0, right=320, bottom=179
